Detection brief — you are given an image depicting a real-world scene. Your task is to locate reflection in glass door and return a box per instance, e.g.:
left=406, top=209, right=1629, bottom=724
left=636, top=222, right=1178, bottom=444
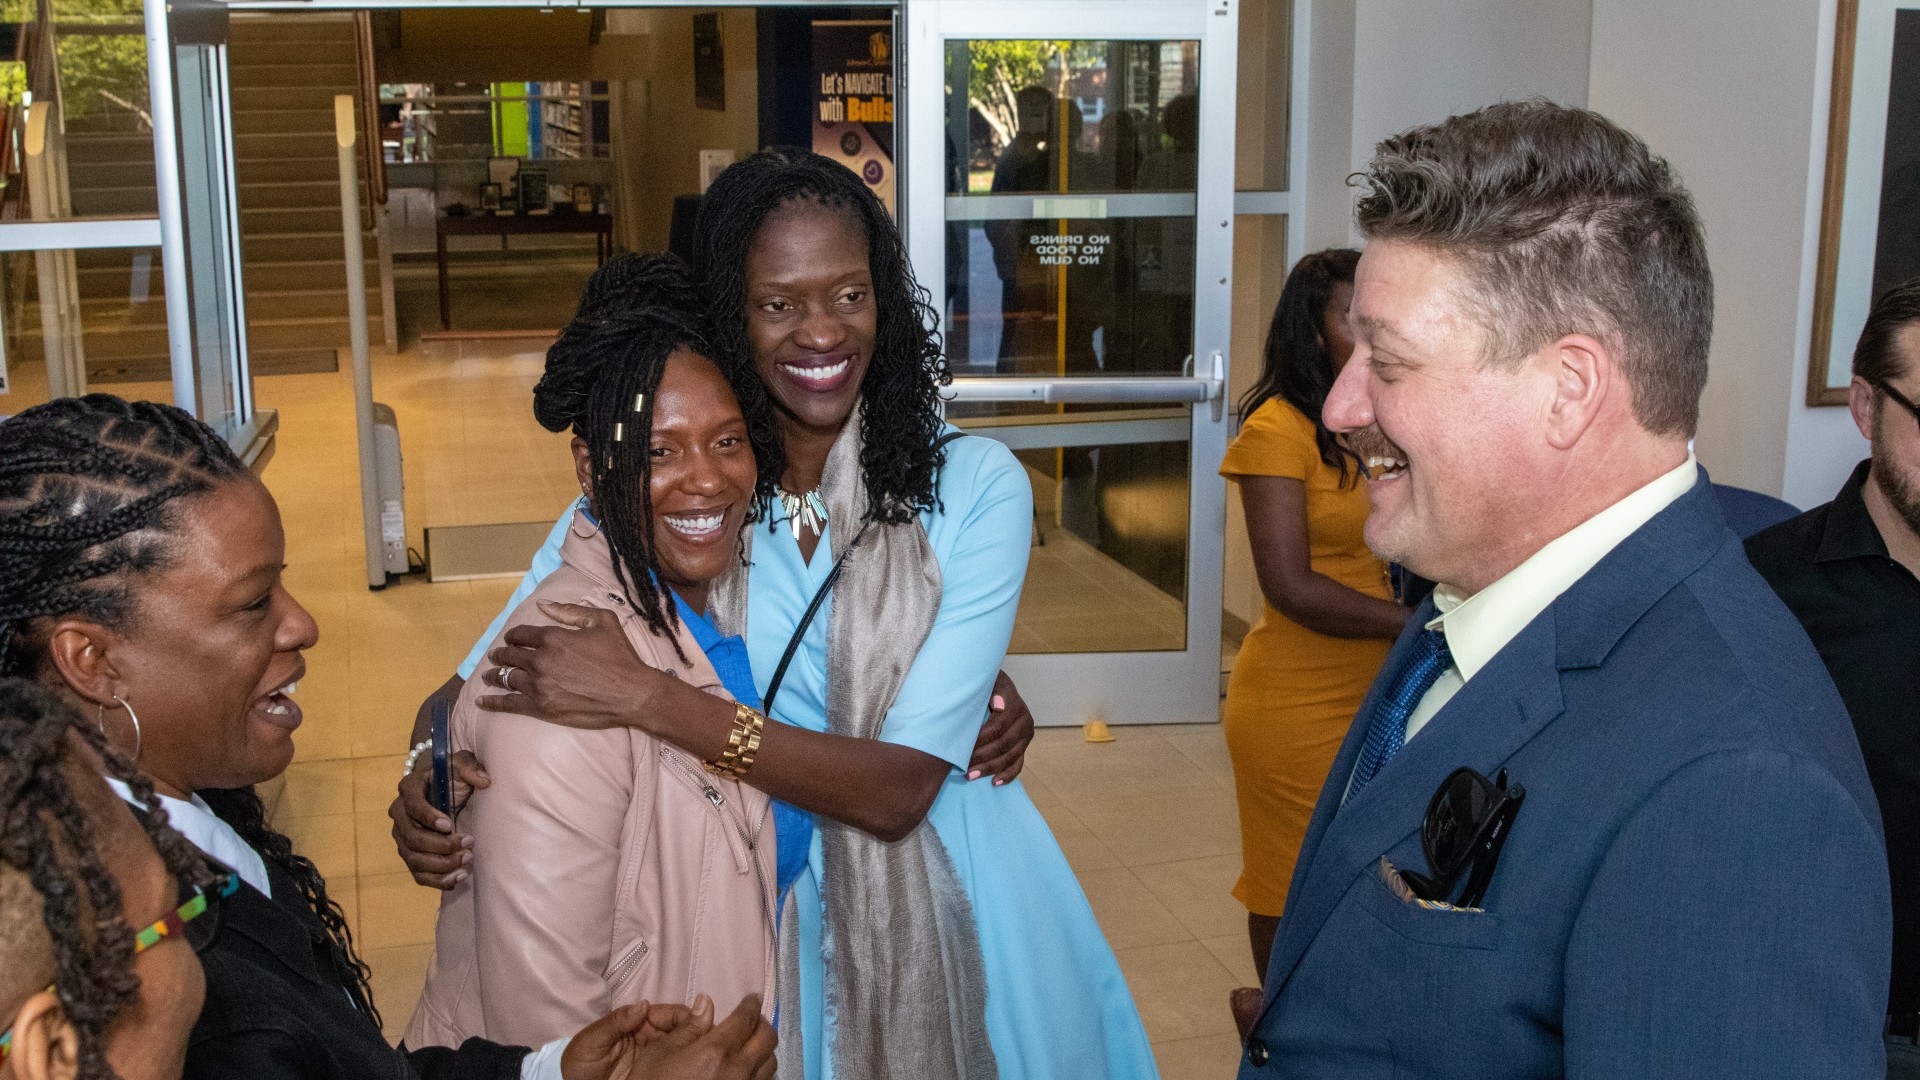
left=907, top=0, right=1238, bottom=726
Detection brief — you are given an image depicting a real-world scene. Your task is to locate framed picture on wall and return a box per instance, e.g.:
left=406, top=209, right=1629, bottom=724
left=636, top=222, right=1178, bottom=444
left=1810, top=0, right=1920, bottom=405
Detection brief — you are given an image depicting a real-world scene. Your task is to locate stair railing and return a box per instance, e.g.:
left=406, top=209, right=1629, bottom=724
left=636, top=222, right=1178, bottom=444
left=353, top=10, right=385, bottom=216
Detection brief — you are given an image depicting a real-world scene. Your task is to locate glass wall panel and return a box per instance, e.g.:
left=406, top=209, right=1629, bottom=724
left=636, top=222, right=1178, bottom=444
left=964, top=424, right=1190, bottom=654
left=0, top=243, right=170, bottom=412
left=3, top=1, right=160, bottom=219
left=944, top=37, right=1201, bottom=380
left=1234, top=0, right=1289, bottom=192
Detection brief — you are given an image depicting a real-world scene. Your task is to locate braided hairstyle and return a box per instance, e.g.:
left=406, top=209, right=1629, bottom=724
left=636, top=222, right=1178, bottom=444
left=0, top=394, right=379, bottom=1026
left=0, top=394, right=245, bottom=677
left=0, top=677, right=213, bottom=1080
left=694, top=148, right=953, bottom=525
left=534, top=252, right=746, bottom=657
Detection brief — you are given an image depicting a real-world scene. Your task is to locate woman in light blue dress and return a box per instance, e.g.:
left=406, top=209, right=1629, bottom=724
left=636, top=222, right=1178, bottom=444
left=431, top=151, right=1157, bottom=1080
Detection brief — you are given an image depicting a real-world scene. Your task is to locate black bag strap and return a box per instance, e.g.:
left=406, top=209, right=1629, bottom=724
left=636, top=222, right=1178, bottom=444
left=760, top=431, right=967, bottom=716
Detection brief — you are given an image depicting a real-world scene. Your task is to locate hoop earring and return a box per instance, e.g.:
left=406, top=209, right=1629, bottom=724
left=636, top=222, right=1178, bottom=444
left=103, top=693, right=142, bottom=764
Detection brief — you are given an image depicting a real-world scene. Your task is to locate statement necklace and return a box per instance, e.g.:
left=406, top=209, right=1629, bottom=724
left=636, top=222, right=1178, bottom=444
left=777, top=486, right=829, bottom=540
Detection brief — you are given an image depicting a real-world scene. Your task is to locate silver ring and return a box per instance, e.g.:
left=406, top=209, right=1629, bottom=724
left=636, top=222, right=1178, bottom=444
left=498, top=665, right=515, bottom=691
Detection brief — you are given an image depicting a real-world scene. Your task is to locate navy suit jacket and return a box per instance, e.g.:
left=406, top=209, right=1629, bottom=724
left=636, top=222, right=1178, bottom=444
left=1240, top=471, right=1891, bottom=1079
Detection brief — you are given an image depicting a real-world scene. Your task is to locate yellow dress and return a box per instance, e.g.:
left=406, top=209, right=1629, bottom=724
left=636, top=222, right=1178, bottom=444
left=1220, top=398, right=1395, bottom=917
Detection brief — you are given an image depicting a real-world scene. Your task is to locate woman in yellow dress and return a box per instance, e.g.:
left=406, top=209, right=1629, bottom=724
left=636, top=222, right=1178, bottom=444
left=1221, top=248, right=1411, bottom=992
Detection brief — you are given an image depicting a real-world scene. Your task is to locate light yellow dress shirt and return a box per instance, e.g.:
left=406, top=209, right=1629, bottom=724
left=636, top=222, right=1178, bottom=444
left=1400, top=453, right=1700, bottom=744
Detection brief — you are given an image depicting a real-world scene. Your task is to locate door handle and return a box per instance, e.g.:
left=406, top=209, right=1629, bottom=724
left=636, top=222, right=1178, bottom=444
left=1206, top=350, right=1225, bottom=422
left=943, top=376, right=1214, bottom=404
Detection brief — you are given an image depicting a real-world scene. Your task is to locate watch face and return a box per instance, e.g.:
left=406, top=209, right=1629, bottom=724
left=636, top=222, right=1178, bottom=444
left=841, top=131, right=863, bottom=156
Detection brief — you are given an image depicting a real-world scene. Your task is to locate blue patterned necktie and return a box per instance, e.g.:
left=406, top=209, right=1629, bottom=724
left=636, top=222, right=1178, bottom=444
left=1346, top=627, right=1453, bottom=803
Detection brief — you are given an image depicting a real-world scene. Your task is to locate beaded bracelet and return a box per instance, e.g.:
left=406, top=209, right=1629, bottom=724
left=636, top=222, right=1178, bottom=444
left=402, top=739, right=432, bottom=779
left=705, top=703, right=766, bottom=780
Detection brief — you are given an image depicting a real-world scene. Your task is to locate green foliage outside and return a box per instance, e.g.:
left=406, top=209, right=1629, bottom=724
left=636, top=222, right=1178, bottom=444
left=959, top=40, right=1071, bottom=156
left=0, top=0, right=150, bottom=127
left=953, top=40, right=1109, bottom=192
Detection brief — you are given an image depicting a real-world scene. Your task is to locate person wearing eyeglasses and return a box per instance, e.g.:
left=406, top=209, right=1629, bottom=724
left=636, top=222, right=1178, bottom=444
left=1746, top=278, right=1920, bottom=1079
left=1236, top=102, right=1889, bottom=1080
left=0, top=678, right=214, bottom=1080
left=0, top=396, right=778, bottom=1080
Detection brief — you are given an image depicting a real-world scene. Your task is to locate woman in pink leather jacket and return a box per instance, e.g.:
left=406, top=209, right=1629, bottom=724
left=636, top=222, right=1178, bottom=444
left=405, top=255, right=780, bottom=1051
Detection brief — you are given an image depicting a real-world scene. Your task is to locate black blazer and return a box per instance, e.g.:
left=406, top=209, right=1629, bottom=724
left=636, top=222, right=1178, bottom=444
left=186, top=855, right=529, bottom=1080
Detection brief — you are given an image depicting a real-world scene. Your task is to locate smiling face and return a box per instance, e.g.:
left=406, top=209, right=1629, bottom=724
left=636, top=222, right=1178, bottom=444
left=574, top=349, right=757, bottom=613
left=47, top=478, right=318, bottom=799
left=743, top=199, right=878, bottom=441
left=1323, top=241, right=1554, bottom=592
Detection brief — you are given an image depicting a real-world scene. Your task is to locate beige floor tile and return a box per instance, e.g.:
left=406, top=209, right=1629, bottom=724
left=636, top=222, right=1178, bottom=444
left=365, top=943, right=435, bottom=1045
left=1112, top=940, right=1244, bottom=1042
left=289, top=693, right=355, bottom=763
left=1077, top=867, right=1194, bottom=950
left=1200, top=934, right=1261, bottom=987
left=327, top=874, right=358, bottom=936
left=1132, top=855, right=1248, bottom=941
left=1152, top=1033, right=1246, bottom=1080
left=355, top=811, right=411, bottom=878
left=1156, top=724, right=1238, bottom=784
left=277, top=813, right=358, bottom=882
left=1023, top=732, right=1218, bottom=805
left=1074, top=788, right=1241, bottom=868
left=274, top=758, right=357, bottom=819
left=353, top=754, right=411, bottom=813
left=355, top=872, right=443, bottom=950
left=1030, top=801, right=1120, bottom=873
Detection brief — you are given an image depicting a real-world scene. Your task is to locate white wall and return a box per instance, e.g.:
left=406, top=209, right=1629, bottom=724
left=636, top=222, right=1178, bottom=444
left=1783, top=0, right=1874, bottom=508
left=1294, top=0, right=1867, bottom=506
left=1589, top=0, right=1864, bottom=504
left=1302, top=0, right=1593, bottom=248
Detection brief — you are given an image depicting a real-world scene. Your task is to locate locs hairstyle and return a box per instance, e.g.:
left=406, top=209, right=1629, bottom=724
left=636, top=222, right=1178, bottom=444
left=0, top=395, right=379, bottom=1027
left=1240, top=248, right=1364, bottom=486
left=534, top=252, right=750, bottom=657
left=0, top=678, right=212, bottom=1080
left=692, top=147, right=953, bottom=525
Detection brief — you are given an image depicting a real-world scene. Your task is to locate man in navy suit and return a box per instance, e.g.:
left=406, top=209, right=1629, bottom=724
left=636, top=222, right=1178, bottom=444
left=1239, top=101, right=1891, bottom=1078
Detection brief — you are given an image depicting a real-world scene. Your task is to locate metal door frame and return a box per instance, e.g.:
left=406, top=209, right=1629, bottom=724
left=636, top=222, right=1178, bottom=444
left=906, top=0, right=1239, bottom=726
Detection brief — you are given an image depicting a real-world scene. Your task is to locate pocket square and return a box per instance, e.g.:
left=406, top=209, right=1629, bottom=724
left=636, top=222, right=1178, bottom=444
left=1377, top=856, right=1485, bottom=913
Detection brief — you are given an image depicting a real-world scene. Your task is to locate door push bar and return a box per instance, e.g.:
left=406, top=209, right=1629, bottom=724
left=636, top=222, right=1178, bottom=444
left=944, top=351, right=1227, bottom=421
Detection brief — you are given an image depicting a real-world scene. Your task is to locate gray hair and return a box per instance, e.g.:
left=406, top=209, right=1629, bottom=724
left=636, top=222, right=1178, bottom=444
left=1354, top=100, right=1713, bottom=437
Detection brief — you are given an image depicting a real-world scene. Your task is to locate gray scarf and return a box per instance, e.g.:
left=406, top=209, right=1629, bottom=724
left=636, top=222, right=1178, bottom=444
left=710, top=417, right=998, bottom=1080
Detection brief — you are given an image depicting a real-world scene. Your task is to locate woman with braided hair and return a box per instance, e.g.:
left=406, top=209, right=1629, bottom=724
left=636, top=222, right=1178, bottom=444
left=404, top=253, right=784, bottom=1054
left=0, top=394, right=775, bottom=1080
left=0, top=677, right=212, bottom=1080
left=410, top=150, right=1157, bottom=1079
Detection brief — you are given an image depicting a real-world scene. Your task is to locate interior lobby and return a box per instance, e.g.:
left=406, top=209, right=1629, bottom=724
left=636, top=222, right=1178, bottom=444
left=0, top=0, right=1895, bottom=1076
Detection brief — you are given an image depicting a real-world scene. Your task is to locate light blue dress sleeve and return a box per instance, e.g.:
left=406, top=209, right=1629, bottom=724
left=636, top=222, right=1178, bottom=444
left=878, top=440, right=1033, bottom=770
left=455, top=502, right=578, bottom=680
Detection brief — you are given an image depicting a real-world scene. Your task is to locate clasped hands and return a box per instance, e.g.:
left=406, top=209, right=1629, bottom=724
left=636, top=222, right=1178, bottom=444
left=562, top=993, right=775, bottom=1080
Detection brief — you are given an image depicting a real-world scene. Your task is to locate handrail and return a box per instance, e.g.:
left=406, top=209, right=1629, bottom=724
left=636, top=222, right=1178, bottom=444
left=352, top=10, right=385, bottom=209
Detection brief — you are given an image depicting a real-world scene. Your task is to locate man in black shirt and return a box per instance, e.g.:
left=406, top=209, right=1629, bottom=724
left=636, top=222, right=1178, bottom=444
left=1747, top=278, right=1920, bottom=1079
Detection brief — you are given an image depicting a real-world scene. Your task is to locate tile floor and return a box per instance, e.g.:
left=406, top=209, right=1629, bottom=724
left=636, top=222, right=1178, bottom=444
left=35, top=338, right=1252, bottom=1078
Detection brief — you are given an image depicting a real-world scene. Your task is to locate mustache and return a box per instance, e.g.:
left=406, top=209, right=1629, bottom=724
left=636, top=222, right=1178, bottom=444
left=1341, top=427, right=1403, bottom=461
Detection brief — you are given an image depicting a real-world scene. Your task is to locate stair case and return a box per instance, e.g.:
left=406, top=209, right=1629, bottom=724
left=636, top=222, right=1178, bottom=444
left=22, top=12, right=384, bottom=385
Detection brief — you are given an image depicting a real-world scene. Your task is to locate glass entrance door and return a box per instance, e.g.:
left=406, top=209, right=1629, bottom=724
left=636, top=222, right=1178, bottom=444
left=905, top=0, right=1238, bottom=725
